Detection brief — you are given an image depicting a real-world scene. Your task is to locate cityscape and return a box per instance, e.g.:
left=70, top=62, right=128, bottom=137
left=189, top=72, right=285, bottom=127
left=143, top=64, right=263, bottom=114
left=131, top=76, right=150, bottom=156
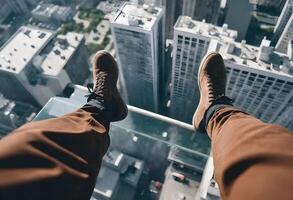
left=0, top=0, right=292, bottom=199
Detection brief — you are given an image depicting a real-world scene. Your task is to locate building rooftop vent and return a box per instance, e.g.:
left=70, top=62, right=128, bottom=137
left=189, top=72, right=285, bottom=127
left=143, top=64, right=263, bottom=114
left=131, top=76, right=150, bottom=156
left=222, top=24, right=228, bottom=32
left=147, top=3, right=156, bottom=13
left=128, top=15, right=139, bottom=26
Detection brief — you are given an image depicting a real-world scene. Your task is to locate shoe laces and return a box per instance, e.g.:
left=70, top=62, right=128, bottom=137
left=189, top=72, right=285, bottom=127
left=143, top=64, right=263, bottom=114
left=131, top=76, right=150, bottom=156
left=85, top=72, right=108, bottom=99
left=207, top=75, right=224, bottom=102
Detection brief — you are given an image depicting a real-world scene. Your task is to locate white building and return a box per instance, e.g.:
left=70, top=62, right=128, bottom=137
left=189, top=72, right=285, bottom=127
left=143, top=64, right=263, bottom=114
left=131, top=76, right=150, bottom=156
left=111, top=2, right=165, bottom=112
left=32, top=3, right=74, bottom=25
left=171, top=16, right=293, bottom=130
left=276, top=13, right=293, bottom=53
left=220, top=38, right=293, bottom=130
left=274, top=0, right=293, bottom=54
left=170, top=16, right=237, bottom=123
left=0, top=26, right=89, bottom=106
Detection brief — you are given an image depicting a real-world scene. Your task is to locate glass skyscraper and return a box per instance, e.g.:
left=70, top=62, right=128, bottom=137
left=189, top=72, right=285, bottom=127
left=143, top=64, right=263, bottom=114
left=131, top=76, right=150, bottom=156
left=111, top=2, right=165, bottom=112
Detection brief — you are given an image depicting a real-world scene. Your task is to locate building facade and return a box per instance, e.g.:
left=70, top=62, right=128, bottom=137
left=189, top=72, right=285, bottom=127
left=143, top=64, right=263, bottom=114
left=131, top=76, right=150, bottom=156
left=223, top=40, right=293, bottom=130
left=170, top=17, right=293, bottom=129
left=170, top=16, right=237, bottom=123
left=111, top=3, right=165, bottom=112
left=0, top=26, right=89, bottom=106
left=32, top=3, right=75, bottom=25
left=224, top=0, right=253, bottom=41
left=273, top=0, right=293, bottom=44
left=181, top=0, right=221, bottom=24
left=274, top=0, right=293, bottom=54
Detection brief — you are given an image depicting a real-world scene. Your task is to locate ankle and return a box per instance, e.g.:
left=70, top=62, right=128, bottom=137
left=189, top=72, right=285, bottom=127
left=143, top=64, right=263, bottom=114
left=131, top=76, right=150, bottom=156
left=203, top=96, right=233, bottom=131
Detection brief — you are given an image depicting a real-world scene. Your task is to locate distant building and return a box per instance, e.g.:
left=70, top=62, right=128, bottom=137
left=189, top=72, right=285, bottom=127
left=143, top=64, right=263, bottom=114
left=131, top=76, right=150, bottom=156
left=225, top=0, right=253, bottom=41
left=288, top=40, right=293, bottom=60
left=76, top=0, right=100, bottom=8
left=0, top=93, right=37, bottom=136
left=0, top=0, right=12, bottom=23
left=111, top=3, right=165, bottom=112
left=92, top=150, right=144, bottom=200
left=0, top=26, right=89, bottom=106
left=170, top=16, right=237, bottom=123
left=273, top=0, right=293, bottom=54
left=181, top=0, right=220, bottom=24
left=5, top=0, right=30, bottom=14
left=256, top=0, right=286, bottom=9
left=147, top=0, right=220, bottom=39
left=170, top=16, right=293, bottom=130
left=32, top=3, right=75, bottom=25
left=162, top=0, right=183, bottom=39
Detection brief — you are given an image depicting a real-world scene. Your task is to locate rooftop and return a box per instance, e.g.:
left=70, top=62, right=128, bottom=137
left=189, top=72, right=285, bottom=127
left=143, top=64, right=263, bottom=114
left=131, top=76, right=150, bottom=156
left=112, top=2, right=163, bottom=30
left=32, top=3, right=72, bottom=18
left=41, top=32, right=84, bottom=76
left=176, top=16, right=293, bottom=78
left=175, top=16, right=238, bottom=43
left=218, top=39, right=293, bottom=78
left=0, top=26, right=53, bottom=73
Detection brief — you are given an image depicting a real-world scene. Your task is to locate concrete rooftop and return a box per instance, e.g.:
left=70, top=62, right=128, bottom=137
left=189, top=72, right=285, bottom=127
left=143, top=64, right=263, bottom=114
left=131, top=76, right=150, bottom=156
left=112, top=2, right=163, bottom=30
left=0, top=26, right=53, bottom=73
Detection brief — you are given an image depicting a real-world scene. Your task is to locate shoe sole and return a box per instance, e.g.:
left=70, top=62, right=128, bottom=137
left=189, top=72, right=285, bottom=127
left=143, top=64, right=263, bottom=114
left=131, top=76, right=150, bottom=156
left=93, top=50, right=128, bottom=121
left=192, top=52, right=219, bottom=131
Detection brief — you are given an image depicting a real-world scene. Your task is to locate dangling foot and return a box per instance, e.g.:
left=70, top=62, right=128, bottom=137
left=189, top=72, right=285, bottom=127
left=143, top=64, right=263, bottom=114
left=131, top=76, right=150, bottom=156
left=88, top=50, right=128, bottom=122
left=192, top=52, right=226, bottom=131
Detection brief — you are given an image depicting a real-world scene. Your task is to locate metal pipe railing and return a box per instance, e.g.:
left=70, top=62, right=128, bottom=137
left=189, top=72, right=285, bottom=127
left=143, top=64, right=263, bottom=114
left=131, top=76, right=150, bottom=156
left=127, top=105, right=195, bottom=132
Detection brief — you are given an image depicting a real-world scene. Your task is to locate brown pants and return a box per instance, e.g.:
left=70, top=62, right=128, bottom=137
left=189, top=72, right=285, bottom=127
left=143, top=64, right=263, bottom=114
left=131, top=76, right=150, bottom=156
left=0, top=106, right=293, bottom=200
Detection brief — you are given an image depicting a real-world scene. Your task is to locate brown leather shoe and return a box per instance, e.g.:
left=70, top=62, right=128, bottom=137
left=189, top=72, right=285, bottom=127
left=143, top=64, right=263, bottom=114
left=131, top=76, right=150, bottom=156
left=91, top=50, right=128, bottom=121
left=192, top=52, right=226, bottom=131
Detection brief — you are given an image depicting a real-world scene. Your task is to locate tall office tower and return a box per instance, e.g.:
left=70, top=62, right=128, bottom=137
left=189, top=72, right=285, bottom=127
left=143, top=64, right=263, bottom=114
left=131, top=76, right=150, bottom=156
left=225, top=0, right=253, bottom=41
left=171, top=17, right=293, bottom=130
left=182, top=0, right=221, bottom=25
left=273, top=0, right=293, bottom=54
left=273, top=0, right=293, bottom=44
left=0, top=26, right=90, bottom=106
left=170, top=16, right=237, bottom=123
left=0, top=0, right=12, bottom=23
left=256, top=0, right=286, bottom=8
left=162, top=0, right=183, bottom=39
left=5, top=0, right=30, bottom=14
left=111, top=3, right=165, bottom=112
left=220, top=37, right=293, bottom=130
left=182, top=0, right=195, bottom=18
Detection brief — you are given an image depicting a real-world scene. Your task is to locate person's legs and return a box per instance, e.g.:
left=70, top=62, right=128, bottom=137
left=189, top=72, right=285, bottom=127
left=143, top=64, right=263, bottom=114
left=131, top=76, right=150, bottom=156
left=0, top=51, right=127, bottom=200
left=193, top=52, right=293, bottom=200
left=207, top=106, right=293, bottom=200
left=0, top=106, right=110, bottom=200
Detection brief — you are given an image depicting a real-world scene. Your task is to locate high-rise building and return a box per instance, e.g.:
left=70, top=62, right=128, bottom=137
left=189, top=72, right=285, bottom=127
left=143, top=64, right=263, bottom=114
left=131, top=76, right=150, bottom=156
left=273, top=0, right=293, bottom=54
left=273, top=0, right=293, bottom=42
left=32, top=3, right=75, bottom=25
left=170, top=16, right=237, bottom=123
left=275, top=15, right=293, bottom=54
left=171, top=17, right=293, bottom=130
left=111, top=3, right=165, bottom=112
left=256, top=0, right=286, bottom=9
left=0, top=26, right=90, bottom=106
left=222, top=38, right=293, bottom=130
left=5, top=0, right=30, bottom=14
left=181, top=0, right=221, bottom=25
left=162, top=0, right=183, bottom=39
left=0, top=0, right=12, bottom=23
left=0, top=93, right=37, bottom=136
left=225, top=0, right=253, bottom=41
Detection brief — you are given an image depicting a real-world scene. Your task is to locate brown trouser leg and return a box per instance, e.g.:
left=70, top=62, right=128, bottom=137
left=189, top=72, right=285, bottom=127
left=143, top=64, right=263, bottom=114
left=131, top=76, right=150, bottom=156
left=207, top=107, right=293, bottom=200
left=0, top=105, right=110, bottom=200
